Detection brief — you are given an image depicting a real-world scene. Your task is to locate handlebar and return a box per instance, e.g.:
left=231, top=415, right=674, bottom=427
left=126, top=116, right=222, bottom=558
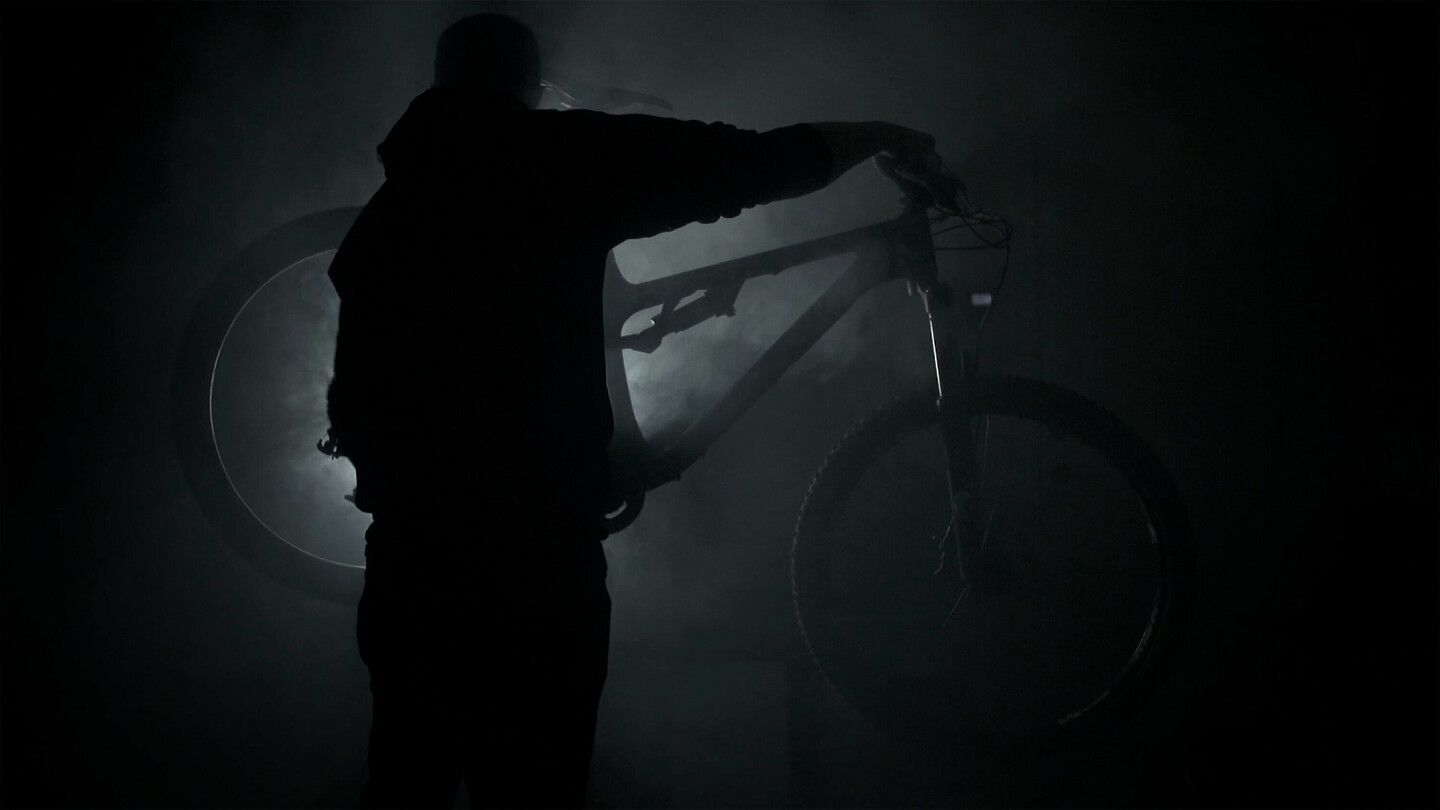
left=874, top=151, right=970, bottom=216
left=873, top=153, right=1012, bottom=246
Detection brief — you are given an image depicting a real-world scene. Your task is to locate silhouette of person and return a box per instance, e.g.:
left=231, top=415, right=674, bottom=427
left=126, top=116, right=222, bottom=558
left=325, top=12, right=957, bottom=809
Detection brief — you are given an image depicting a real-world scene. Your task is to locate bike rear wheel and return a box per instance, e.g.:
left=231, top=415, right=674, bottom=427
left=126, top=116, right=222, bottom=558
left=173, top=208, right=364, bottom=604
left=791, top=376, right=1191, bottom=749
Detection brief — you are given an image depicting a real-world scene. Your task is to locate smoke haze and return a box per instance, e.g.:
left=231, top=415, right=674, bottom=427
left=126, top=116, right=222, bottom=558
left=3, top=3, right=1435, bottom=808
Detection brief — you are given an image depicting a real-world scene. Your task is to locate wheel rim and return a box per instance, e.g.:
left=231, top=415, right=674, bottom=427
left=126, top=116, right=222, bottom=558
left=171, top=208, right=366, bottom=604
left=793, top=383, right=1185, bottom=746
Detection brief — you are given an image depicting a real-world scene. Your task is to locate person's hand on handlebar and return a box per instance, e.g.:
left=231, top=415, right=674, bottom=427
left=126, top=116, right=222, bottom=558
left=873, top=147, right=966, bottom=213
left=806, top=121, right=967, bottom=213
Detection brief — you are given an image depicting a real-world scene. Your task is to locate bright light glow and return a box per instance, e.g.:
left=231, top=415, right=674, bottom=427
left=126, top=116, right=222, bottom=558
left=211, top=251, right=371, bottom=568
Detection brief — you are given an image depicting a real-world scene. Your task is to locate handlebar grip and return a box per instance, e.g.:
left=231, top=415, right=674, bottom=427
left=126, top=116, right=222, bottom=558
left=873, top=153, right=967, bottom=213
left=876, top=154, right=945, bottom=210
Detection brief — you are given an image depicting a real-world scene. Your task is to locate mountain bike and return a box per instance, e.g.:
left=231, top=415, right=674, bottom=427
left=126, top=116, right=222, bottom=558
left=173, top=152, right=1192, bottom=752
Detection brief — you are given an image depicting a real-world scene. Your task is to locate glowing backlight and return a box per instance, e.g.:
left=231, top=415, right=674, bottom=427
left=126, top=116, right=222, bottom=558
left=210, top=251, right=371, bottom=567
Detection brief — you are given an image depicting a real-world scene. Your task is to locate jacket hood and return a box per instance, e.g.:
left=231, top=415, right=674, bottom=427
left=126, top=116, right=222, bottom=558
left=376, top=87, right=528, bottom=178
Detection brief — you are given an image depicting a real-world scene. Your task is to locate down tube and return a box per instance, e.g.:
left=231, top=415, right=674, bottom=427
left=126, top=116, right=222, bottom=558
left=665, top=247, right=896, bottom=473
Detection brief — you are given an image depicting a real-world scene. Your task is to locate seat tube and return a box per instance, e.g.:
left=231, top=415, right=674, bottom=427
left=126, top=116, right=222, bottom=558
left=921, top=281, right=982, bottom=584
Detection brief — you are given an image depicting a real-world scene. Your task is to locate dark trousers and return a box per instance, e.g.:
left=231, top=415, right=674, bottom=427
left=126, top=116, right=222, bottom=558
left=356, top=512, right=610, bottom=809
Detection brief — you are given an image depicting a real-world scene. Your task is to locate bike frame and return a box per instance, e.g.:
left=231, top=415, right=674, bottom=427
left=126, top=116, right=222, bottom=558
left=173, top=193, right=1001, bottom=604
left=601, top=200, right=991, bottom=576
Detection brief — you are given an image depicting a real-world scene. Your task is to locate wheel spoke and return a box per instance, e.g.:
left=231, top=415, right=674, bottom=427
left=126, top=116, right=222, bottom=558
left=937, top=582, right=970, bottom=638
left=792, top=381, right=1189, bottom=746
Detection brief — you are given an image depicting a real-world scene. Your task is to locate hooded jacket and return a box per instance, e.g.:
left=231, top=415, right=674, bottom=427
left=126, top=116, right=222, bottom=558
left=326, top=86, right=832, bottom=529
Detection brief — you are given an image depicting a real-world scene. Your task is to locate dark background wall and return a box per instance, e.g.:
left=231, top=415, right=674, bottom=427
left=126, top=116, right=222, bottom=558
left=2, top=2, right=1435, bottom=807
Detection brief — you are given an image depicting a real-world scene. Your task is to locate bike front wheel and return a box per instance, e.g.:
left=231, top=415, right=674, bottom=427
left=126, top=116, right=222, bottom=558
left=791, top=376, right=1192, bottom=749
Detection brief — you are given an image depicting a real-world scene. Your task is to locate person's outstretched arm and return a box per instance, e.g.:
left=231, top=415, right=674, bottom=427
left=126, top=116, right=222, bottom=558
left=562, top=113, right=957, bottom=242
left=806, top=121, right=937, bottom=184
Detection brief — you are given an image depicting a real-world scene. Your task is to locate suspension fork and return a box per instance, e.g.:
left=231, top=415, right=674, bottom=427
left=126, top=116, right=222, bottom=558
left=919, top=279, right=983, bottom=585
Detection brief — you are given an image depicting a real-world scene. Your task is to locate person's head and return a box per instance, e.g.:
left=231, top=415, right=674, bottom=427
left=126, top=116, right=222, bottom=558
left=433, top=13, right=542, bottom=108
